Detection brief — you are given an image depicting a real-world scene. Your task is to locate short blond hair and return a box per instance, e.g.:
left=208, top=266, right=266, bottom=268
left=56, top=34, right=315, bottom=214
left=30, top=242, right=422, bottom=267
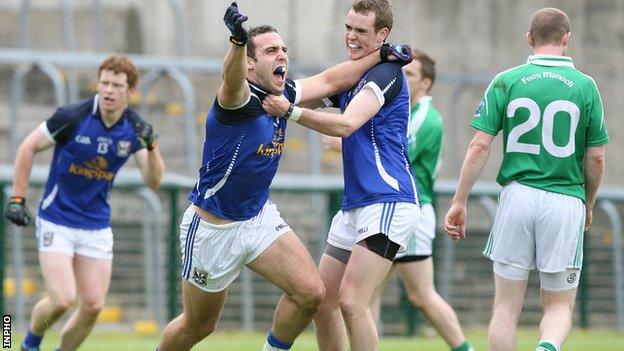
left=529, top=8, right=570, bottom=47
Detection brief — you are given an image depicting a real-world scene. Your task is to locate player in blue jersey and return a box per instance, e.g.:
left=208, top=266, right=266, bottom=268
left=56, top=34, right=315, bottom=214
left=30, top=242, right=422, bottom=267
left=4, top=55, right=165, bottom=351
left=263, top=1, right=420, bottom=350
left=156, top=3, right=412, bottom=351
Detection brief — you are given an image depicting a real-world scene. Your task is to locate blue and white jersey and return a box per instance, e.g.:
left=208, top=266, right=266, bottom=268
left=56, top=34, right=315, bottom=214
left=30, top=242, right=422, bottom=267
left=188, top=79, right=301, bottom=221
left=325, top=62, right=418, bottom=210
left=38, top=95, right=146, bottom=229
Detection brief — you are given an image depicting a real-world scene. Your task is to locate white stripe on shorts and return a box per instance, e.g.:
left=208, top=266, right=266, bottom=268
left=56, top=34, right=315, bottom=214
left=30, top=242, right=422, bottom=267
left=183, top=213, right=200, bottom=279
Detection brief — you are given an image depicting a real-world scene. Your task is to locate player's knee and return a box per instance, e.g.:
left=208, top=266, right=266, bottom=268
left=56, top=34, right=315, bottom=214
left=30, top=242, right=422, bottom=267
left=80, top=299, right=105, bottom=318
left=406, top=291, right=426, bottom=309
left=182, top=316, right=217, bottom=338
left=50, top=295, right=76, bottom=312
left=295, top=282, right=326, bottom=310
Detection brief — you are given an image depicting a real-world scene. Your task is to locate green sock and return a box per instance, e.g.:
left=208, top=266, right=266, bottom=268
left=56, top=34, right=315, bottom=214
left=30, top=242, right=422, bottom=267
left=452, top=341, right=474, bottom=351
left=536, top=340, right=559, bottom=351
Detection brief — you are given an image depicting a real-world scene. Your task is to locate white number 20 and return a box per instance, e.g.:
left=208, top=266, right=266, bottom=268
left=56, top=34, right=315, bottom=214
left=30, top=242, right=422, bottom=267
left=506, top=97, right=580, bottom=158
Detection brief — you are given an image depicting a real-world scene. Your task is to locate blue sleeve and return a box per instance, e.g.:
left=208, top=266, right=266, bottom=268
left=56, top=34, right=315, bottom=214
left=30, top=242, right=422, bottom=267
left=45, top=98, right=92, bottom=143
left=363, top=62, right=404, bottom=107
left=283, top=78, right=300, bottom=104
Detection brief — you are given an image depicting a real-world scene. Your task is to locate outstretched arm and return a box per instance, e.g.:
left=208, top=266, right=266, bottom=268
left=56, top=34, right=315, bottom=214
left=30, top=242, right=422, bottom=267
left=297, top=44, right=412, bottom=108
left=263, top=87, right=381, bottom=137
left=444, top=131, right=494, bottom=241
left=217, top=2, right=250, bottom=109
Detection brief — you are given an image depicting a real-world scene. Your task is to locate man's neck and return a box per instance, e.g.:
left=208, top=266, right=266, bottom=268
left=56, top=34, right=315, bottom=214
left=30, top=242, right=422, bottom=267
left=410, top=92, right=428, bottom=109
left=532, top=45, right=566, bottom=56
left=99, top=108, right=124, bottom=128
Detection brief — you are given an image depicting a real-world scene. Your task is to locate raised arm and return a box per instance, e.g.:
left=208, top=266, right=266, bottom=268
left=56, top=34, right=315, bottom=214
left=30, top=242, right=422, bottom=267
left=583, top=145, right=605, bottom=230
left=297, top=44, right=413, bottom=108
left=133, top=119, right=165, bottom=190
left=217, top=2, right=250, bottom=109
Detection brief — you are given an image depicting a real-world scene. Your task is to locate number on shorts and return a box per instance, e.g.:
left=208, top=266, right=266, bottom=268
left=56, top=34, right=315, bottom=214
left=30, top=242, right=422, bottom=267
left=506, top=97, right=580, bottom=158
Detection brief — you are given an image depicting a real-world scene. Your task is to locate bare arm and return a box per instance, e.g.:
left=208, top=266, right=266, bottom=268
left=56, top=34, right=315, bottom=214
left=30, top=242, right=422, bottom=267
left=444, top=131, right=494, bottom=241
left=297, top=50, right=381, bottom=108
left=134, top=146, right=165, bottom=191
left=11, top=126, right=55, bottom=197
left=217, top=43, right=250, bottom=109
left=263, top=87, right=381, bottom=137
left=584, top=145, right=605, bottom=230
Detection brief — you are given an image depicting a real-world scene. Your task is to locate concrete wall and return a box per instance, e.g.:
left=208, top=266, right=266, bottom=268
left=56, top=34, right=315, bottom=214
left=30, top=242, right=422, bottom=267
left=0, top=0, right=622, bottom=184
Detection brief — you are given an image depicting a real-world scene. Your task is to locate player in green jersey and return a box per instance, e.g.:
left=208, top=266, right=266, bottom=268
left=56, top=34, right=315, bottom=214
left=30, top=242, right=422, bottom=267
left=444, top=8, right=608, bottom=351
left=370, top=51, right=473, bottom=351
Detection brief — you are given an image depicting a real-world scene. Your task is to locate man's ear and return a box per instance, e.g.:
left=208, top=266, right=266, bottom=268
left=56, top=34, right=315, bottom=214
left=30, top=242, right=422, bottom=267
left=421, top=77, right=432, bottom=93
left=127, top=86, right=137, bottom=99
left=526, top=32, right=534, bottom=47
left=562, top=31, right=570, bottom=47
left=378, top=27, right=390, bottom=45
left=246, top=56, right=254, bottom=71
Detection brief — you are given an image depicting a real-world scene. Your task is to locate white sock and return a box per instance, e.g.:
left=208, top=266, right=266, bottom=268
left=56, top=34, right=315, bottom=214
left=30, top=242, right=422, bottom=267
left=262, top=341, right=287, bottom=351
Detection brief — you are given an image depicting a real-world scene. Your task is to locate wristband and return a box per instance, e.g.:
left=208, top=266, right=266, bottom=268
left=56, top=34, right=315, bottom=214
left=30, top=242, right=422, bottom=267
left=283, top=103, right=302, bottom=121
left=290, top=106, right=303, bottom=121
left=229, top=36, right=246, bottom=47
left=9, top=196, right=25, bottom=204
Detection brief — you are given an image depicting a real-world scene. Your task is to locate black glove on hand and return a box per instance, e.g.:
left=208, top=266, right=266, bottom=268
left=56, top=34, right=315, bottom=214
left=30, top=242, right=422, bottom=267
left=224, top=2, right=249, bottom=46
left=4, top=196, right=32, bottom=226
left=380, top=43, right=413, bottom=66
left=134, top=120, right=158, bottom=151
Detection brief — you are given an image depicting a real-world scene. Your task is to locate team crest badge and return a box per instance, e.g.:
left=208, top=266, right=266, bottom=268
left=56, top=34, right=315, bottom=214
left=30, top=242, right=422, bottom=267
left=192, top=267, right=208, bottom=287
left=474, top=99, right=485, bottom=117
left=116, top=140, right=132, bottom=158
left=567, top=272, right=577, bottom=284
left=43, top=231, right=54, bottom=247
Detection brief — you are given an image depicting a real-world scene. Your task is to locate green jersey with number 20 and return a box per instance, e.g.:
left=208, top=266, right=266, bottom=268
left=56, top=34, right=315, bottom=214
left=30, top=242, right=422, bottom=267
left=471, top=54, right=609, bottom=201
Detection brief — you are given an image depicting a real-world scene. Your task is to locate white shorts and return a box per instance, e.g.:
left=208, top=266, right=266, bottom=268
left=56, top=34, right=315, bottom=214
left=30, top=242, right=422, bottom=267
left=395, top=203, right=435, bottom=258
left=327, top=202, right=421, bottom=251
left=483, top=181, right=585, bottom=273
left=36, top=216, right=113, bottom=260
left=180, top=202, right=291, bottom=292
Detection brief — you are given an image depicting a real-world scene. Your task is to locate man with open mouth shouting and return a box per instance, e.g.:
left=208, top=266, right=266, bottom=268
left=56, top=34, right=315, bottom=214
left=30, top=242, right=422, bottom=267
left=155, top=2, right=412, bottom=351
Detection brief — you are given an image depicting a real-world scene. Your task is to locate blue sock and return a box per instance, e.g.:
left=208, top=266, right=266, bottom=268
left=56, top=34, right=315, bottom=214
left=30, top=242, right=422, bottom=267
left=23, top=330, right=44, bottom=348
left=267, top=331, right=293, bottom=350
left=54, top=348, right=61, bottom=351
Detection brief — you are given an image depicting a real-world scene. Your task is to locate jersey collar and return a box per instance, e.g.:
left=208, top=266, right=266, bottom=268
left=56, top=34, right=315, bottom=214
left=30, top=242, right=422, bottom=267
left=527, top=54, right=575, bottom=68
left=412, top=95, right=432, bottom=112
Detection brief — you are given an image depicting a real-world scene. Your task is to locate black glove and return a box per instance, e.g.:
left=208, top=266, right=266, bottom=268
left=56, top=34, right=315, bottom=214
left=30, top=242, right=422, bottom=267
left=223, top=2, right=249, bottom=46
left=380, top=43, right=413, bottom=66
left=134, top=120, right=158, bottom=151
left=4, top=196, right=32, bottom=226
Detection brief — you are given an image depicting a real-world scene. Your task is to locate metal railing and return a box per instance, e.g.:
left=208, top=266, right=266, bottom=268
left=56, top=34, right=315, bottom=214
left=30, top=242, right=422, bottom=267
left=1, top=168, right=623, bottom=331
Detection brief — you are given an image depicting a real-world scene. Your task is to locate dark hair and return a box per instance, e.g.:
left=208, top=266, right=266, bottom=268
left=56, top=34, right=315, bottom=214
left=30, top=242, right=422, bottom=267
left=351, top=0, right=393, bottom=32
left=98, top=55, right=138, bottom=88
left=529, top=8, right=570, bottom=47
left=246, top=25, right=279, bottom=60
left=413, top=49, right=436, bottom=88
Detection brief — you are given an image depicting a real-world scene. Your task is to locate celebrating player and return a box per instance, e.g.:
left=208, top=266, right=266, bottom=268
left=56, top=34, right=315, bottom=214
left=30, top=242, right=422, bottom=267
left=263, top=1, right=419, bottom=350
left=444, top=8, right=608, bottom=351
left=5, top=55, right=165, bottom=351
left=156, top=2, right=412, bottom=351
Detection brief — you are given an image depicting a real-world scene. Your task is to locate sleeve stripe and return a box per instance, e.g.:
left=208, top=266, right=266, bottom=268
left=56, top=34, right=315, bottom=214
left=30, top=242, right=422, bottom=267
left=39, top=122, right=56, bottom=142
left=363, top=81, right=384, bottom=107
left=293, top=79, right=302, bottom=105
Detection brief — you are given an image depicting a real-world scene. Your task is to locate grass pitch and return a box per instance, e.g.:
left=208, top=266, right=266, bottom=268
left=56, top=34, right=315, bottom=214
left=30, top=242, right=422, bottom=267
left=9, top=328, right=624, bottom=350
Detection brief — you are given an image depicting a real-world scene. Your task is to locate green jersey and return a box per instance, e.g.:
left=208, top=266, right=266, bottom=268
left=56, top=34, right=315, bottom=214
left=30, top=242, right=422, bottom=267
left=407, top=96, right=444, bottom=205
left=471, top=54, right=609, bottom=201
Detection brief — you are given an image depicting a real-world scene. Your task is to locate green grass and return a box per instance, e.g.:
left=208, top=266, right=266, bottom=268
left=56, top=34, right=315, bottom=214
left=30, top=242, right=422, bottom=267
left=9, top=328, right=624, bottom=350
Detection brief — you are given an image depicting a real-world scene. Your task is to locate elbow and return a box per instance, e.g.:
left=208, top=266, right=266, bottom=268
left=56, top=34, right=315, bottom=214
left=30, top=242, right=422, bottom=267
left=335, top=122, right=356, bottom=138
left=147, top=178, right=162, bottom=191
left=468, top=139, right=490, bottom=156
